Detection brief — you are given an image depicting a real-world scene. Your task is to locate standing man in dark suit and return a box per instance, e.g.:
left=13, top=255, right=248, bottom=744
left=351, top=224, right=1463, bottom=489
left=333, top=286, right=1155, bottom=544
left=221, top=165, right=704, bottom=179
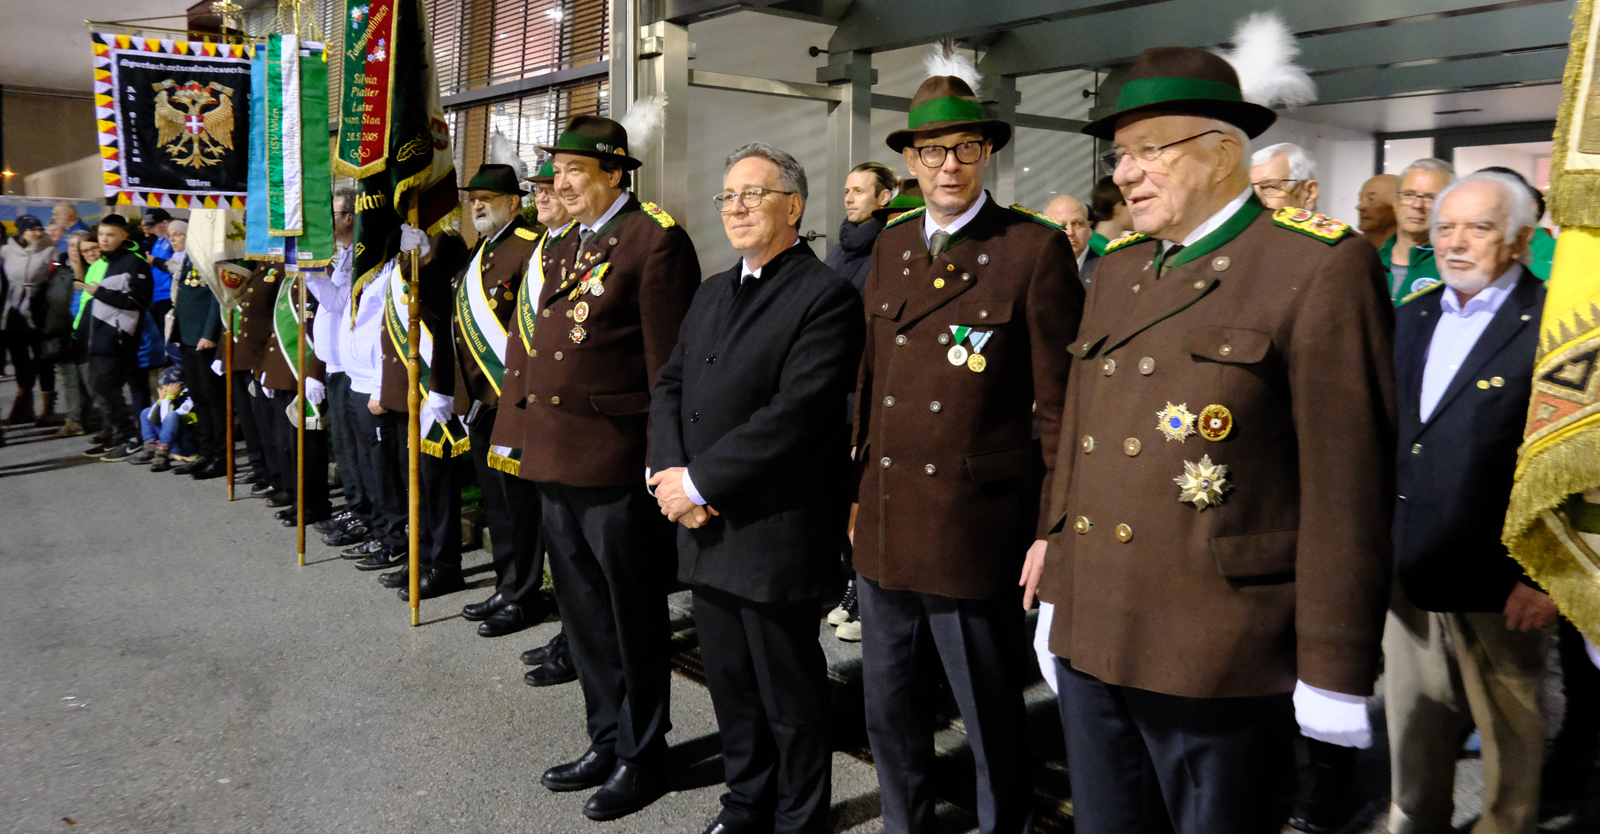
left=1385, top=171, right=1556, bottom=834
left=650, top=143, right=863, bottom=834
left=853, top=53, right=1082, bottom=834
left=499, top=115, right=700, bottom=821
left=428, top=164, right=545, bottom=631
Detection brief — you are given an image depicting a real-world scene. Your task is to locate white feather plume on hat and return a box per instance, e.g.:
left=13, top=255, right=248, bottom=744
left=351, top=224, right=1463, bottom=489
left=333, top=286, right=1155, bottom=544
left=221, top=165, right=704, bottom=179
left=619, top=94, right=668, bottom=151
left=924, top=39, right=982, bottom=95
left=1212, top=12, right=1316, bottom=109
left=486, top=129, right=527, bottom=184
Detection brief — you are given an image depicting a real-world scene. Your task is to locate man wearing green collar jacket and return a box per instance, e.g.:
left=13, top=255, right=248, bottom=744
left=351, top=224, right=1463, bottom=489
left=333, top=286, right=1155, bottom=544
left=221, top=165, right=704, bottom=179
left=1379, top=234, right=1441, bottom=305
left=1385, top=158, right=1455, bottom=305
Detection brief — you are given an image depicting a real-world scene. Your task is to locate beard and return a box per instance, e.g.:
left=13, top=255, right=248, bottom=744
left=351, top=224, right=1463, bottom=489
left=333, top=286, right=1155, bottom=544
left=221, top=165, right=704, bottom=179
left=1441, top=257, right=1493, bottom=296
left=472, top=203, right=514, bottom=236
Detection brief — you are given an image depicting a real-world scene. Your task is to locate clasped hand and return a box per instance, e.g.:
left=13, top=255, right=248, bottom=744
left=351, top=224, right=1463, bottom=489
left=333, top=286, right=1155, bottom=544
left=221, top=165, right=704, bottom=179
left=647, top=467, right=719, bottom=529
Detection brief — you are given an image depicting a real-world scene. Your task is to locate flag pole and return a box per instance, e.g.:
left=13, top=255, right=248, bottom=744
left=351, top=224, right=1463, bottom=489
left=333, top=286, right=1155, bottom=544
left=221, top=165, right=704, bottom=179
left=406, top=197, right=422, bottom=627
left=296, top=270, right=307, bottom=567
left=225, top=315, right=235, bottom=501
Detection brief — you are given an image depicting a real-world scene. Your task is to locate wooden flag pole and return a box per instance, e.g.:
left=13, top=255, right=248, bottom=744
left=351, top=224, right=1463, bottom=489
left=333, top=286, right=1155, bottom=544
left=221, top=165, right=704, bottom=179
left=296, top=271, right=307, bottom=567
left=406, top=245, right=422, bottom=627
left=225, top=318, right=235, bottom=501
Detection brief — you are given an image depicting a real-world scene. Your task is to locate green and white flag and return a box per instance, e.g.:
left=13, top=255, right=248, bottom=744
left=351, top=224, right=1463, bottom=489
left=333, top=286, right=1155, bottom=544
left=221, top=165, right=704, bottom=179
left=266, top=34, right=302, bottom=237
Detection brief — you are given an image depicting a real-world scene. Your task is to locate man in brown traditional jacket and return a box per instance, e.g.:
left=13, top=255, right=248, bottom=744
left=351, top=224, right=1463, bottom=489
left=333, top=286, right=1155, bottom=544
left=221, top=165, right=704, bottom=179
left=851, top=52, right=1082, bottom=834
left=1022, top=44, right=1396, bottom=834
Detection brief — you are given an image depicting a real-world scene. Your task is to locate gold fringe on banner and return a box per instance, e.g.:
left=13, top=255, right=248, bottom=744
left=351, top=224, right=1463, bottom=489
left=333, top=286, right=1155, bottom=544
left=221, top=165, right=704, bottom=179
left=1549, top=0, right=1600, bottom=227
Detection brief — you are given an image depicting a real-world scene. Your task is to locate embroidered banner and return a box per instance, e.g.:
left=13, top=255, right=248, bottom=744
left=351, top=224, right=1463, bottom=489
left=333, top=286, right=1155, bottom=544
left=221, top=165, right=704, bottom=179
left=93, top=33, right=250, bottom=208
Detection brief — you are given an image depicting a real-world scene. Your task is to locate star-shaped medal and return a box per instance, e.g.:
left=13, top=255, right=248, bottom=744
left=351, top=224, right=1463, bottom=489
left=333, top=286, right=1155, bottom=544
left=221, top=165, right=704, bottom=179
left=1156, top=402, right=1197, bottom=442
left=1175, top=455, right=1232, bottom=511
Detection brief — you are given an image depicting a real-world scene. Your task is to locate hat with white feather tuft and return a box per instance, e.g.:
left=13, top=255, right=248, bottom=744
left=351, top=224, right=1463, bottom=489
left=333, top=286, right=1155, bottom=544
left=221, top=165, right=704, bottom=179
left=886, top=40, right=1012, bottom=153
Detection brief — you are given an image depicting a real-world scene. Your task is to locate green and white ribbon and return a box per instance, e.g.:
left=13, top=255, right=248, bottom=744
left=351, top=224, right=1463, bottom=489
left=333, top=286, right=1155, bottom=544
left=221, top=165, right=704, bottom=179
left=455, top=245, right=509, bottom=395
left=382, top=260, right=467, bottom=457
left=272, top=276, right=321, bottom=430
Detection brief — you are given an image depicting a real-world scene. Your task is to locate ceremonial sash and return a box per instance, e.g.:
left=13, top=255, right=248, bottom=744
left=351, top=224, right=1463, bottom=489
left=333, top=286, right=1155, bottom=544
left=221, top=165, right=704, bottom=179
left=382, top=260, right=468, bottom=458
left=455, top=244, right=509, bottom=395
left=517, top=232, right=551, bottom=353
left=272, top=276, right=322, bottom=430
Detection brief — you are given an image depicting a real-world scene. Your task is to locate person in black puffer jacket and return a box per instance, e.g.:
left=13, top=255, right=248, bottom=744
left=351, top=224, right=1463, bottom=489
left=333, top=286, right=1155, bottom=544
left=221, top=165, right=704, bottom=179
left=823, top=162, right=898, bottom=294
left=77, top=215, right=152, bottom=459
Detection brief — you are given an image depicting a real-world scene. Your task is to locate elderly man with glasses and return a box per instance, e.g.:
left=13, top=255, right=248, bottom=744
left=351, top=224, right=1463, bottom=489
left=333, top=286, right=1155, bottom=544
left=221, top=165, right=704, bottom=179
left=1384, top=158, right=1455, bottom=305
left=650, top=142, right=864, bottom=834
left=1251, top=142, right=1320, bottom=212
left=1023, top=44, right=1397, bottom=834
left=850, top=51, right=1083, bottom=834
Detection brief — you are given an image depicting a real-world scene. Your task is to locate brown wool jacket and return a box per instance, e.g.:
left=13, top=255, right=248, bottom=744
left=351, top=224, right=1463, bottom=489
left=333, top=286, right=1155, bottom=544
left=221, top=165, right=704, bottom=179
left=852, top=195, right=1083, bottom=600
left=1037, top=202, right=1396, bottom=700
left=498, top=195, right=700, bottom=488
left=230, top=264, right=276, bottom=374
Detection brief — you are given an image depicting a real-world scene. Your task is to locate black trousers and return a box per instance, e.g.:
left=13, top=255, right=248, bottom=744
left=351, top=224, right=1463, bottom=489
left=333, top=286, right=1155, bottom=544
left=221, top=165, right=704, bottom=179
left=232, top=371, right=270, bottom=484
left=1545, top=619, right=1600, bottom=797
left=537, top=481, right=672, bottom=765
left=858, top=577, right=1034, bottom=834
left=269, top=388, right=330, bottom=517
left=385, top=409, right=465, bottom=569
left=247, top=380, right=285, bottom=491
left=1056, top=660, right=1295, bottom=834
left=467, top=408, right=543, bottom=603
left=1, top=319, right=42, bottom=389
left=88, top=350, right=137, bottom=441
left=359, top=404, right=406, bottom=551
left=179, top=344, right=225, bottom=458
left=326, top=373, right=368, bottom=519
left=694, top=585, right=831, bottom=834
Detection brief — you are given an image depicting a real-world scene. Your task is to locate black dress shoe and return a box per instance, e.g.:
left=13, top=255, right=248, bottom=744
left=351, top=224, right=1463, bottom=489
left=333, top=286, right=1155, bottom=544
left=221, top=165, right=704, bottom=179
left=461, top=592, right=507, bottom=622
left=378, top=567, right=409, bottom=589
left=701, top=821, right=758, bottom=834
left=521, top=630, right=568, bottom=666
left=283, top=510, right=331, bottom=528
left=1288, top=739, right=1358, bottom=833
left=524, top=653, right=578, bottom=687
left=249, top=481, right=276, bottom=497
left=478, top=602, right=538, bottom=637
left=173, top=454, right=208, bottom=476
left=265, top=492, right=294, bottom=508
left=191, top=459, right=226, bottom=480
left=398, top=569, right=465, bottom=602
left=583, top=761, right=665, bottom=821
left=354, top=548, right=404, bottom=571
left=540, top=750, right=616, bottom=792
left=341, top=540, right=381, bottom=559
left=275, top=506, right=297, bottom=522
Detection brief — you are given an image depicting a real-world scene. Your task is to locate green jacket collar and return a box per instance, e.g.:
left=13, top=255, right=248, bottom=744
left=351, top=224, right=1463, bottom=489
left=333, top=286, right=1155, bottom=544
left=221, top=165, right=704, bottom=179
left=1160, top=194, right=1265, bottom=272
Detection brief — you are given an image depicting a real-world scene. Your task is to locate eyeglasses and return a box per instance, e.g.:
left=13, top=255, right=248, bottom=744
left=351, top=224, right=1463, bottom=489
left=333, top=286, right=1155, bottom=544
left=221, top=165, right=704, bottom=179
left=1433, top=221, right=1502, bottom=240
left=713, top=187, right=796, bottom=212
left=1398, top=191, right=1439, bottom=206
left=911, top=141, right=986, bottom=168
left=1252, top=179, right=1305, bottom=198
left=1100, top=130, right=1224, bottom=172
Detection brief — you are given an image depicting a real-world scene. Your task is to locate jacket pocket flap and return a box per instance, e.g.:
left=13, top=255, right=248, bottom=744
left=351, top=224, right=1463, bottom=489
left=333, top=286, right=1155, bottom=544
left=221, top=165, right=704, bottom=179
left=1209, top=529, right=1298, bottom=578
left=1066, top=333, right=1107, bottom=359
left=956, top=298, right=1013, bottom=325
left=1183, top=326, right=1272, bottom=364
left=964, top=445, right=1032, bottom=484
left=590, top=391, right=651, bottom=416
left=871, top=298, right=905, bottom=320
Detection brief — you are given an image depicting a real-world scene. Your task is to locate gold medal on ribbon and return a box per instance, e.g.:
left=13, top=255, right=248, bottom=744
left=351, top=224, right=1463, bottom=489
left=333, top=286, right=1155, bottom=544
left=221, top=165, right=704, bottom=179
left=967, top=354, right=987, bottom=373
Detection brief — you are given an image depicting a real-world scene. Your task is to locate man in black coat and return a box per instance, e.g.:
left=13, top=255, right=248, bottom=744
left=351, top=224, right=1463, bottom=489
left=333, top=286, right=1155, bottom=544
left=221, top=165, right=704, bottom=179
left=77, top=215, right=152, bottom=459
left=651, top=143, right=864, bottom=834
left=169, top=229, right=226, bottom=479
left=1385, top=171, right=1558, bottom=834
left=823, top=161, right=896, bottom=294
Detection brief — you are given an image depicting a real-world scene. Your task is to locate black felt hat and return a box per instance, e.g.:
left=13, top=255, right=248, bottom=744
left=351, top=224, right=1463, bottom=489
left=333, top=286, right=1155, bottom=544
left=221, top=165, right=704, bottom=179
left=460, top=164, right=524, bottom=195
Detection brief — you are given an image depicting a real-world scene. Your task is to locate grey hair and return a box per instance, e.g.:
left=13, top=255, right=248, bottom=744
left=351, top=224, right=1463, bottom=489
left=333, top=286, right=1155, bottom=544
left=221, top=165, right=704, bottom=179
left=332, top=186, right=357, bottom=213
left=1429, top=171, right=1537, bottom=246
left=724, top=142, right=809, bottom=228
left=1199, top=119, right=1252, bottom=173
left=1399, top=157, right=1454, bottom=186
left=1252, top=142, right=1317, bottom=181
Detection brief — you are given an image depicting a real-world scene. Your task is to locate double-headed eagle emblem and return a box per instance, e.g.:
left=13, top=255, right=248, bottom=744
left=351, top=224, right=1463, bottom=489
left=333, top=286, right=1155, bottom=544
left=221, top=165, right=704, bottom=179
left=153, top=80, right=235, bottom=168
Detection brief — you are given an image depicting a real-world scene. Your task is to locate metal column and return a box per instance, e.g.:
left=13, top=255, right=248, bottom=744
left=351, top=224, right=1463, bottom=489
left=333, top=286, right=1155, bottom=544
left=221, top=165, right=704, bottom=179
left=821, top=51, right=874, bottom=244
left=634, top=19, right=691, bottom=223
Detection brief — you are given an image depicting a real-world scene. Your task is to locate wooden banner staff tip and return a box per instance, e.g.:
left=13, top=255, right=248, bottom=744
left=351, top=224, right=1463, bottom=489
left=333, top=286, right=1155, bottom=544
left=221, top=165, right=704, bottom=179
left=407, top=212, right=423, bottom=627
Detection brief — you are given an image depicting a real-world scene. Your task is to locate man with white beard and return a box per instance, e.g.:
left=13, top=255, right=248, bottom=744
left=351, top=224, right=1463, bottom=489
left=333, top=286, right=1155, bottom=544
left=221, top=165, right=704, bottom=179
left=428, top=164, right=549, bottom=637
left=1385, top=171, right=1555, bottom=834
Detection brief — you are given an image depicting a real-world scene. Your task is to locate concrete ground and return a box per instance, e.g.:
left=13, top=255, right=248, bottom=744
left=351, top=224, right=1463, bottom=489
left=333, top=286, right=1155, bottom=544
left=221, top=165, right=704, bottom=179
left=0, top=374, right=1590, bottom=834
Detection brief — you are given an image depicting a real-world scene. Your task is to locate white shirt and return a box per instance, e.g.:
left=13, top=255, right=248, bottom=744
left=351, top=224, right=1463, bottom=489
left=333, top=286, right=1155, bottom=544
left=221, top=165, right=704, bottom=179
left=306, top=246, right=354, bottom=373
left=1161, top=187, right=1254, bottom=254
left=344, top=260, right=393, bottom=396
left=1419, top=266, right=1521, bottom=422
left=922, top=190, right=989, bottom=245
left=580, top=192, right=630, bottom=238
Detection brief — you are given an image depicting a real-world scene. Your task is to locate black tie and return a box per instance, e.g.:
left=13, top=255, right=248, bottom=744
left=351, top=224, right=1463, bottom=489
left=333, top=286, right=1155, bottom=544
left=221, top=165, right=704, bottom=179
left=929, top=230, right=951, bottom=261
left=1156, top=243, right=1185, bottom=275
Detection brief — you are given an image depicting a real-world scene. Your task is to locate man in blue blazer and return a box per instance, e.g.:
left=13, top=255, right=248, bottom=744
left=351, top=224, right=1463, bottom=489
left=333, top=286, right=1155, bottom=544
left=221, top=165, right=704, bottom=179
left=1385, top=171, right=1559, bottom=834
left=650, top=143, right=864, bottom=834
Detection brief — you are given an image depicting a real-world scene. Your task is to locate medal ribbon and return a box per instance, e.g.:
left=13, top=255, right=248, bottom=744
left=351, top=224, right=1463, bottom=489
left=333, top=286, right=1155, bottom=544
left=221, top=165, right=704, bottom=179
left=456, top=244, right=509, bottom=396
left=968, top=331, right=993, bottom=354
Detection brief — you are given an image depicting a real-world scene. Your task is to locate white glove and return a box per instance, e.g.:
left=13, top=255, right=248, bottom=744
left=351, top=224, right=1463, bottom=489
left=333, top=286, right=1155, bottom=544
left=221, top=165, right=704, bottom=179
left=305, top=377, right=326, bottom=406
left=1587, top=635, right=1600, bottom=670
left=399, top=223, right=431, bottom=259
left=1293, top=681, right=1372, bottom=748
left=210, top=359, right=223, bottom=376
left=424, top=391, right=454, bottom=425
left=1034, top=602, right=1059, bottom=694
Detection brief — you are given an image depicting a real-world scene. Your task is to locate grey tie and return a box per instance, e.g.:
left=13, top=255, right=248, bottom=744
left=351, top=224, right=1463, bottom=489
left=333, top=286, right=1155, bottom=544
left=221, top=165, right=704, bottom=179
left=928, top=230, right=951, bottom=261
left=578, top=227, right=597, bottom=258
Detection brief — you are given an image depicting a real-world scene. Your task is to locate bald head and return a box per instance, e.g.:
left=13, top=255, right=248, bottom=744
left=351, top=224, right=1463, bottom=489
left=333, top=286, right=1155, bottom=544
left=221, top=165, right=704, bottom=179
left=1045, top=194, right=1092, bottom=258
left=1356, top=173, right=1399, bottom=242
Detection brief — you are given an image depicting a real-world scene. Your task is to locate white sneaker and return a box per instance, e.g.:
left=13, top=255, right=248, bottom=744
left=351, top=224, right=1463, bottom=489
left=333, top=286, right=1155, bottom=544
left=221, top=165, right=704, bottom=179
left=836, top=616, right=861, bottom=642
left=827, top=579, right=857, bottom=626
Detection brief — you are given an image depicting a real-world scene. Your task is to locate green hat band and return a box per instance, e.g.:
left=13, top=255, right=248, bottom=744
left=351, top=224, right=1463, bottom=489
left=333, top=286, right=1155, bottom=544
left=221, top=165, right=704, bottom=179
left=1116, top=77, right=1243, bottom=112
left=907, top=96, right=984, bottom=130
left=537, top=160, right=555, bottom=178
left=553, top=131, right=625, bottom=156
